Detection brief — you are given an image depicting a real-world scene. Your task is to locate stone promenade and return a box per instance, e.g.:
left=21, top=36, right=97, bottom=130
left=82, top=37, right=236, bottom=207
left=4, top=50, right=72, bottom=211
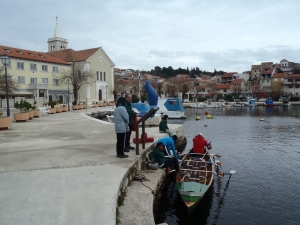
left=0, top=106, right=171, bottom=225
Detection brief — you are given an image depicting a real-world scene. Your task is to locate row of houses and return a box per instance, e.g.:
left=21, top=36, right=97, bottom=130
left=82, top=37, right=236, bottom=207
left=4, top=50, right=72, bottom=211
left=114, top=58, right=300, bottom=99
left=0, top=19, right=115, bottom=108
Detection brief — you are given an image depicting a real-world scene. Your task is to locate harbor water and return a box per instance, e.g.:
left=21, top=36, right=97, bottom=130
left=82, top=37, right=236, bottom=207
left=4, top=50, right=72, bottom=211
left=155, top=106, right=300, bottom=225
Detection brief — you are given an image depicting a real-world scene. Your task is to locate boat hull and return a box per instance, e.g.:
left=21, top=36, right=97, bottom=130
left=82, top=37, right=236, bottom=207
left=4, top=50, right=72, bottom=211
left=177, top=152, right=216, bottom=214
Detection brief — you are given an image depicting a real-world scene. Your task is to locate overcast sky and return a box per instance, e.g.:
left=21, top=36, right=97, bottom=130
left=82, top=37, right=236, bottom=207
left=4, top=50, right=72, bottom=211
left=2, top=0, right=300, bottom=73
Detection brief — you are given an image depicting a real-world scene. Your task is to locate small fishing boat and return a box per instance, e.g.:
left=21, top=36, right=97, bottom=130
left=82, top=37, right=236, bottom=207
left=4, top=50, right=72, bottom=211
left=244, top=99, right=256, bottom=107
left=264, top=99, right=274, bottom=107
left=282, top=97, right=292, bottom=107
left=190, top=103, right=205, bottom=109
left=176, top=151, right=221, bottom=214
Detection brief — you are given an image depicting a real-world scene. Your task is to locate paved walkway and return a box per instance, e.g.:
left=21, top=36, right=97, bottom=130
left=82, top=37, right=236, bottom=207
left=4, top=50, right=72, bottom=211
left=0, top=106, right=168, bottom=225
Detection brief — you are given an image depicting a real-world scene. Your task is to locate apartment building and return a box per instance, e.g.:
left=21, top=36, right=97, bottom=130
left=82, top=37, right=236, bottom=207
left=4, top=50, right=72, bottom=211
left=0, top=45, right=70, bottom=107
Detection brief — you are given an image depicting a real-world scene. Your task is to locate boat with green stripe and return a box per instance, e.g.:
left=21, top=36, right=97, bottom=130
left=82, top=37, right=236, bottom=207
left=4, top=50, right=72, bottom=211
left=176, top=151, right=220, bottom=214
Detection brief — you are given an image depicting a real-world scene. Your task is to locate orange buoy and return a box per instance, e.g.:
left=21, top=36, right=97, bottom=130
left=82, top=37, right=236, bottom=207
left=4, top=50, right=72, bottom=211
left=205, top=111, right=209, bottom=115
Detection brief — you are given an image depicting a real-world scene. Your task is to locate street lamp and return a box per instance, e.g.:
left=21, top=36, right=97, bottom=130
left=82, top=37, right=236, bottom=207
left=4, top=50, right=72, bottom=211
left=66, top=79, right=71, bottom=111
left=106, top=84, right=108, bottom=104
left=0, top=54, right=11, bottom=117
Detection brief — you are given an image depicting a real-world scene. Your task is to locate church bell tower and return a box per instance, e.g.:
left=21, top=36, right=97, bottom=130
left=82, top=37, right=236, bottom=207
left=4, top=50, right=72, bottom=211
left=47, top=17, right=68, bottom=52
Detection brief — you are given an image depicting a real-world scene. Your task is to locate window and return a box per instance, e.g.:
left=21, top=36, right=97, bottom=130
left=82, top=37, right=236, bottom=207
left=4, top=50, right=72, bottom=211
left=274, top=78, right=278, bottom=81
left=31, top=78, right=37, bottom=84
left=42, top=78, right=48, bottom=84
left=39, top=54, right=45, bottom=58
left=16, top=50, right=23, bottom=55
left=296, top=92, right=299, bottom=96
left=4, top=48, right=11, bottom=53
left=17, top=62, right=24, bottom=70
left=296, top=85, right=300, bottom=88
left=100, top=72, right=103, bottom=81
left=104, top=72, right=106, bottom=81
left=28, top=52, right=34, bottom=57
left=18, top=76, right=25, bottom=84
left=51, top=46, right=55, bottom=51
left=42, top=65, right=48, bottom=72
left=30, top=63, right=37, bottom=71
left=288, top=79, right=293, bottom=82
left=49, top=95, right=53, bottom=101
left=289, top=85, right=293, bottom=88
left=267, top=80, right=269, bottom=83
left=96, top=71, right=99, bottom=81
left=53, top=79, right=59, bottom=86
left=52, top=66, right=58, bottom=73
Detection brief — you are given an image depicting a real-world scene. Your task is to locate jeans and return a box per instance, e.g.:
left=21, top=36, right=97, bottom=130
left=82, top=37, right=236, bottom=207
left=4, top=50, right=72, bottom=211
left=116, top=132, right=126, bottom=155
left=125, top=125, right=133, bottom=147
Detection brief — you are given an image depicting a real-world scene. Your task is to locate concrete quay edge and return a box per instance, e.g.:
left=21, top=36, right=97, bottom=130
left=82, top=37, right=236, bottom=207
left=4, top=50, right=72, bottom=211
left=0, top=106, right=182, bottom=225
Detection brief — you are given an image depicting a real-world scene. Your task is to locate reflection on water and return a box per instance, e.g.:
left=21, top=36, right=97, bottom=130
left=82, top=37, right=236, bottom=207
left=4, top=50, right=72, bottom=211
left=155, top=106, right=300, bottom=225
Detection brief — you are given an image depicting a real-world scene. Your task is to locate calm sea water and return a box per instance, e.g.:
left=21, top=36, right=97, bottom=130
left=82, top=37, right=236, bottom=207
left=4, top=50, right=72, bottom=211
left=155, top=106, right=300, bottom=225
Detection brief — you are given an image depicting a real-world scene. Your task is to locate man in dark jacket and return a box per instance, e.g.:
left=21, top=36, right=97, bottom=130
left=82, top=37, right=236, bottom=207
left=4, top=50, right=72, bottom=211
left=124, top=93, right=138, bottom=150
left=148, top=142, right=182, bottom=174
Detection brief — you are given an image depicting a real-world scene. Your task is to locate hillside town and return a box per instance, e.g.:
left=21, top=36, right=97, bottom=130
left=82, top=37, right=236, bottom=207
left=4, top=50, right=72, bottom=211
left=114, top=59, right=300, bottom=102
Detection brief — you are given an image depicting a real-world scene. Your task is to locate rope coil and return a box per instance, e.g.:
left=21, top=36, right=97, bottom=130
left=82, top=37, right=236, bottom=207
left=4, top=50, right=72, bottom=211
left=133, top=174, right=156, bottom=196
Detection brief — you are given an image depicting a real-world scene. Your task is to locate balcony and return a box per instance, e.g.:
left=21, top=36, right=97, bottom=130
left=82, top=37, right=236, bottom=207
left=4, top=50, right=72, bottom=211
left=28, top=83, right=49, bottom=89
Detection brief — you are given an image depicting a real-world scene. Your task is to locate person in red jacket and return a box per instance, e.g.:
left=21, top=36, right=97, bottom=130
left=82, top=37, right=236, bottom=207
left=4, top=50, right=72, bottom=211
left=192, top=133, right=209, bottom=154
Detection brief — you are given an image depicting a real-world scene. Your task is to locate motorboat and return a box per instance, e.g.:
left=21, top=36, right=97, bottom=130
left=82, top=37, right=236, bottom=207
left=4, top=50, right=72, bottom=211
left=264, top=99, right=274, bottom=107
left=156, top=98, right=186, bottom=119
left=232, top=102, right=244, bottom=107
left=282, top=98, right=292, bottom=107
left=244, top=99, right=256, bottom=107
left=190, top=103, right=205, bottom=109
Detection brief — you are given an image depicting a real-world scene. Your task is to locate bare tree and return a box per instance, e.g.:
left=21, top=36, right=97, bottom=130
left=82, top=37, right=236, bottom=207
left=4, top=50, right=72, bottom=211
left=54, top=64, right=95, bottom=104
left=0, top=67, right=19, bottom=93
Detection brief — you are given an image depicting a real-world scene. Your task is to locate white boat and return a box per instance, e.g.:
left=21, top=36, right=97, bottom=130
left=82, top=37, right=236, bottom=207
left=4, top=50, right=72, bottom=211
left=156, top=98, right=186, bottom=119
left=243, top=99, right=256, bottom=107
left=190, top=103, right=205, bottom=109
left=282, top=98, right=292, bottom=107
left=232, top=102, right=244, bottom=107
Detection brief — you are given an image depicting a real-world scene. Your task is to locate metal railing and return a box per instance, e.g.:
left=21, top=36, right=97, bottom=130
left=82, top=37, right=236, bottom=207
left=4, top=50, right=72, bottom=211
left=135, top=107, right=159, bottom=155
left=28, top=83, right=49, bottom=89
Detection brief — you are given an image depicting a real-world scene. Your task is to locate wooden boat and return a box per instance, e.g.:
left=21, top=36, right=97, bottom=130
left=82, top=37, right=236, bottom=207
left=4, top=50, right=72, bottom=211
left=176, top=151, right=219, bottom=214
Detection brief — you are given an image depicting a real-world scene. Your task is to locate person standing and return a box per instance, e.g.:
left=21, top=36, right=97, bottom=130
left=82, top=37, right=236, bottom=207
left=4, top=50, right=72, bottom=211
left=114, top=97, right=129, bottom=158
left=124, top=93, right=138, bottom=150
left=192, top=133, right=209, bottom=154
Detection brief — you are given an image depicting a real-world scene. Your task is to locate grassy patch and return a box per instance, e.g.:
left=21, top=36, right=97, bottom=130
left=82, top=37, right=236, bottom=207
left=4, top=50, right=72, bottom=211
left=116, top=207, right=120, bottom=224
left=118, top=191, right=126, bottom=206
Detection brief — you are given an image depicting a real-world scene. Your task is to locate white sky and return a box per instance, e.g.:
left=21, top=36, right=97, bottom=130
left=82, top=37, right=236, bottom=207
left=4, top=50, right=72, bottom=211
left=2, top=0, right=300, bottom=72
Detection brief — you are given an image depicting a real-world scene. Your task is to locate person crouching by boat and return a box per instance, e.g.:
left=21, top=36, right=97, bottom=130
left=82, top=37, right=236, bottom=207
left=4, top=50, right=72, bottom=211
left=157, top=135, right=179, bottom=160
left=192, top=133, right=209, bottom=154
left=115, top=97, right=130, bottom=158
left=148, top=142, right=183, bottom=174
left=159, top=115, right=173, bottom=136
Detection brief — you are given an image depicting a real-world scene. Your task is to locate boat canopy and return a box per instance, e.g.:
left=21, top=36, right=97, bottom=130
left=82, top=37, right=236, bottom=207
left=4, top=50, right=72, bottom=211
left=266, top=100, right=273, bottom=104
left=249, top=99, right=256, bottom=104
left=164, top=98, right=184, bottom=112
left=131, top=103, right=150, bottom=116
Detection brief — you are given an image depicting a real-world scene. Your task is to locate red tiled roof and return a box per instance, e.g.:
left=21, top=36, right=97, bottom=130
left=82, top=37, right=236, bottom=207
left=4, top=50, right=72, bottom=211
left=215, top=84, right=230, bottom=89
left=260, top=68, right=274, bottom=75
left=272, top=73, right=287, bottom=78
left=221, top=72, right=237, bottom=78
left=46, top=47, right=100, bottom=62
left=230, top=78, right=244, bottom=85
left=0, top=45, right=69, bottom=65
left=286, top=74, right=300, bottom=78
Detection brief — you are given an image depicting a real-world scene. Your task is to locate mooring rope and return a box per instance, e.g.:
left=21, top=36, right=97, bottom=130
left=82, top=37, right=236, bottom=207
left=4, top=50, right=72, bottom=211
left=133, top=174, right=156, bottom=196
